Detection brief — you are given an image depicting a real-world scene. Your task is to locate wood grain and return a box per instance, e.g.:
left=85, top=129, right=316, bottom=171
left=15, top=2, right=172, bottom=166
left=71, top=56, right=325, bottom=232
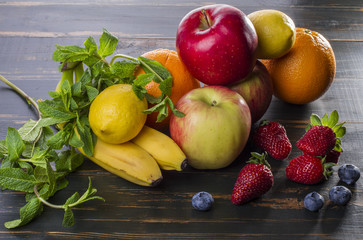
left=0, top=0, right=363, bottom=239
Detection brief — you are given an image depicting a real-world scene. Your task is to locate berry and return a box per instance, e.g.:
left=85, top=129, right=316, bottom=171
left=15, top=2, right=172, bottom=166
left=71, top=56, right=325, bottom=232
left=192, top=191, right=214, bottom=211
left=338, top=164, right=360, bottom=185
left=253, top=121, right=291, bottom=160
left=297, top=111, right=345, bottom=157
left=325, top=149, right=341, bottom=164
left=286, top=154, right=334, bottom=185
left=296, top=125, right=336, bottom=156
left=304, top=192, right=324, bottom=212
left=231, top=152, right=274, bottom=205
left=329, top=186, right=352, bottom=205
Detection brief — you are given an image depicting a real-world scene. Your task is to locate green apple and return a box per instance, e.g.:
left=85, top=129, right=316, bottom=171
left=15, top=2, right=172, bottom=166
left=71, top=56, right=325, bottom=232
left=169, top=86, right=251, bottom=169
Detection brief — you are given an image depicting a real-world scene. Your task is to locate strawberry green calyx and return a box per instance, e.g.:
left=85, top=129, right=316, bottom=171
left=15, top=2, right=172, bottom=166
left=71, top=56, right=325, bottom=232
left=321, top=156, right=336, bottom=180
left=306, top=110, right=346, bottom=152
left=247, top=152, right=271, bottom=169
left=259, top=119, right=270, bottom=127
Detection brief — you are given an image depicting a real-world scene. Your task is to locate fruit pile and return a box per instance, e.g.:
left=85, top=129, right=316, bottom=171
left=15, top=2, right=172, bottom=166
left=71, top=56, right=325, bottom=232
left=0, top=3, right=358, bottom=228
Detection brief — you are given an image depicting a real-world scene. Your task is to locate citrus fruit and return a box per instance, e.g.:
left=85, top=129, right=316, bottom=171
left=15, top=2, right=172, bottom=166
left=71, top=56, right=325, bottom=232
left=248, top=9, right=296, bottom=59
left=261, top=28, right=336, bottom=105
left=136, top=48, right=201, bottom=130
left=88, top=84, right=148, bottom=144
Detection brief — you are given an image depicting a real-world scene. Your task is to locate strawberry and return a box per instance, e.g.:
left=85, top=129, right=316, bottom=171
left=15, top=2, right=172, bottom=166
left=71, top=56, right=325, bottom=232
left=286, top=154, right=335, bottom=185
left=231, top=152, right=274, bottom=205
left=253, top=120, right=291, bottom=160
left=296, top=125, right=336, bottom=156
left=325, top=149, right=341, bottom=164
left=296, top=110, right=345, bottom=157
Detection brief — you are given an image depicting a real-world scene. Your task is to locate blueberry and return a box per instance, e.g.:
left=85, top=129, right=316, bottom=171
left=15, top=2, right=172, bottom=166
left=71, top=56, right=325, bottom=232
left=192, top=191, right=214, bottom=211
left=338, top=164, right=360, bottom=185
left=304, top=191, right=324, bottom=211
left=329, top=186, right=352, bottom=205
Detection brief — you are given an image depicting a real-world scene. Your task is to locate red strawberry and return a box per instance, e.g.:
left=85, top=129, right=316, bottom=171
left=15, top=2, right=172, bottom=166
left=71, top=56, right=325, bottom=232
left=231, top=152, right=274, bottom=205
left=253, top=121, right=291, bottom=160
left=296, top=110, right=345, bottom=157
left=325, top=149, right=341, bottom=164
left=296, top=125, right=336, bottom=156
left=286, top=154, right=334, bottom=185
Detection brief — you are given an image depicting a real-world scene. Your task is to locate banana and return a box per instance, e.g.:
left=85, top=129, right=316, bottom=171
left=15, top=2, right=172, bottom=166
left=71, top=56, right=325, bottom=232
left=78, top=139, right=163, bottom=187
left=131, top=126, right=187, bottom=171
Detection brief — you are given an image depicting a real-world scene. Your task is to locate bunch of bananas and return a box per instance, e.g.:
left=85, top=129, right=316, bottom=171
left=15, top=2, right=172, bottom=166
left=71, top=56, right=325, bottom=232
left=57, top=63, right=187, bottom=187
left=80, top=126, right=187, bottom=187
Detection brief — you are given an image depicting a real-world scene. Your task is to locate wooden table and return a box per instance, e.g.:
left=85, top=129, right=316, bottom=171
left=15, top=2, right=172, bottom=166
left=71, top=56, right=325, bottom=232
left=0, top=0, right=362, bottom=239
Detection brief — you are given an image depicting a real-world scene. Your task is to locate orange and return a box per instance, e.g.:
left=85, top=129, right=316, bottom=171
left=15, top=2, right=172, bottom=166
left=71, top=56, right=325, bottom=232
left=136, top=49, right=201, bottom=130
left=261, top=28, right=336, bottom=104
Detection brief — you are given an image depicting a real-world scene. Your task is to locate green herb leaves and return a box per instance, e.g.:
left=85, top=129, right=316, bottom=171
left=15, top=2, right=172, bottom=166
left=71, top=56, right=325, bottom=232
left=0, top=126, right=103, bottom=228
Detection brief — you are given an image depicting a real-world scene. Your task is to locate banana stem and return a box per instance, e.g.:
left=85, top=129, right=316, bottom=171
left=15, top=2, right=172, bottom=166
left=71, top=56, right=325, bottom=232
left=0, top=74, right=41, bottom=119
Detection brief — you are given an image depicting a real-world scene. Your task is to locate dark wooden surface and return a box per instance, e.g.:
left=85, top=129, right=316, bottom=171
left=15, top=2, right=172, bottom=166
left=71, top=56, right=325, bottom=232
left=1, top=0, right=363, bottom=239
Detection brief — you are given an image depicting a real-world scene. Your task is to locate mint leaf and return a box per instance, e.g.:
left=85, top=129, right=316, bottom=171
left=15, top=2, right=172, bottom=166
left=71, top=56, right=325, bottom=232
left=111, top=60, right=138, bottom=83
left=55, top=150, right=84, bottom=173
left=76, top=116, right=94, bottom=156
left=53, top=45, right=89, bottom=64
left=145, top=93, right=162, bottom=104
left=60, top=79, right=72, bottom=111
left=65, top=192, right=81, bottom=206
left=37, top=117, right=69, bottom=128
left=166, top=97, right=185, bottom=118
left=85, top=85, right=99, bottom=102
left=62, top=206, right=75, bottom=227
left=38, top=99, right=76, bottom=121
left=4, top=198, right=43, bottom=229
left=132, top=73, right=154, bottom=100
left=6, top=127, right=25, bottom=162
left=34, top=166, right=50, bottom=183
left=0, top=139, right=7, bottom=159
left=158, top=75, right=172, bottom=97
left=0, top=168, right=37, bottom=192
left=46, top=124, right=72, bottom=150
left=71, top=81, right=82, bottom=97
left=18, top=119, right=42, bottom=142
left=76, top=177, right=105, bottom=204
left=98, top=28, right=118, bottom=58
left=137, top=56, right=172, bottom=84
left=84, top=36, right=98, bottom=55
left=33, top=126, right=54, bottom=150
left=69, top=131, right=84, bottom=148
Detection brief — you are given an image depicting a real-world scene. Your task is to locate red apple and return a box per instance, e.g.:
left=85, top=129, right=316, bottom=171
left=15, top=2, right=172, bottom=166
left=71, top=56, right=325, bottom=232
left=176, top=4, right=258, bottom=86
left=170, top=86, right=251, bottom=169
left=228, top=60, right=273, bottom=123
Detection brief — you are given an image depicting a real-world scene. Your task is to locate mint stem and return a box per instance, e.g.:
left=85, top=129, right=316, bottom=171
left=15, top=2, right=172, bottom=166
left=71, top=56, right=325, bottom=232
left=34, top=184, right=65, bottom=209
left=0, top=74, right=41, bottom=119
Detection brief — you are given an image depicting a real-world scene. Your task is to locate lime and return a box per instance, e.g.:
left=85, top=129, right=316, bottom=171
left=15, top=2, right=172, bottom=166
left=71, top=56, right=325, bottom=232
left=248, top=9, right=296, bottom=59
left=89, top=84, right=148, bottom=144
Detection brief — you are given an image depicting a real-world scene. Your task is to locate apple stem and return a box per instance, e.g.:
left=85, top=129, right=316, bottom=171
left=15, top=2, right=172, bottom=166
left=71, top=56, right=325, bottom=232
left=211, top=100, right=217, bottom=106
left=201, top=9, right=212, bottom=28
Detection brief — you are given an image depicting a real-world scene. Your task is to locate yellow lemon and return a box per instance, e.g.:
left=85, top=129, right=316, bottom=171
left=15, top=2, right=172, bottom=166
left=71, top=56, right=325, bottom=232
left=248, top=9, right=296, bottom=59
left=89, top=84, right=148, bottom=144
